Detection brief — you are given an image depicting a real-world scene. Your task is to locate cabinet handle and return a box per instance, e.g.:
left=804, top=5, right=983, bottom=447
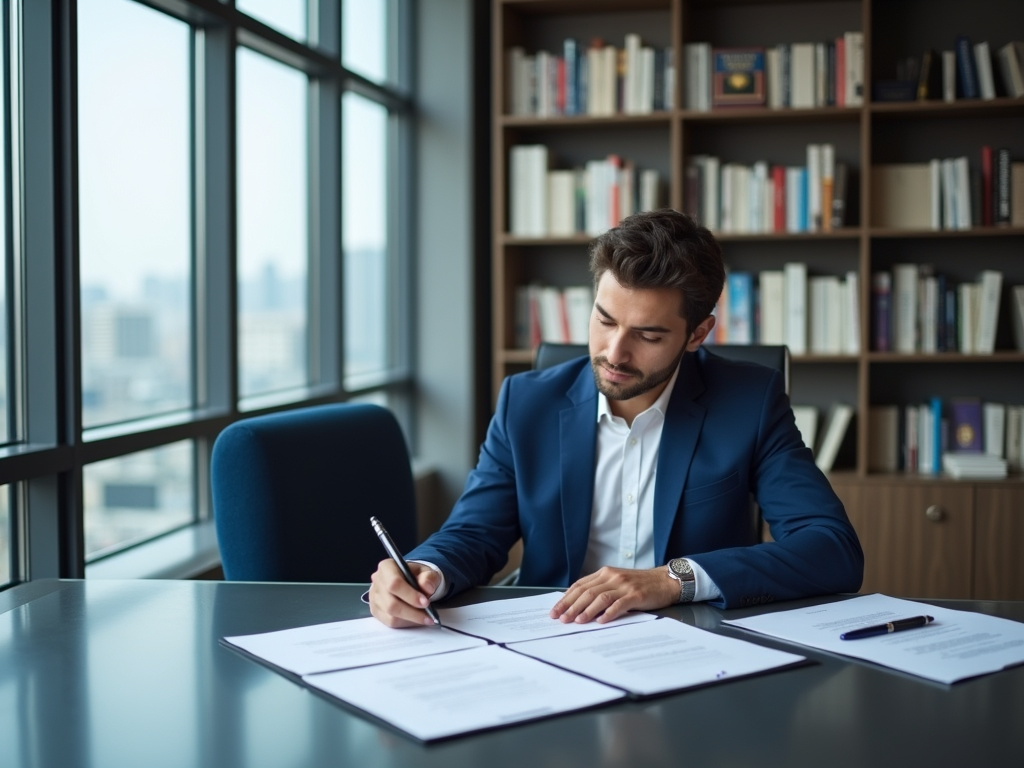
left=925, top=505, right=944, bottom=522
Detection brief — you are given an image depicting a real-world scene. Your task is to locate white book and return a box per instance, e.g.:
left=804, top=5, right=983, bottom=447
left=791, top=405, right=818, bottom=452
left=973, top=41, right=996, bottom=100
left=720, top=163, right=735, bottom=232
left=639, top=169, right=660, bottom=212
left=815, top=403, right=854, bottom=472
left=536, top=285, right=567, bottom=342
left=955, top=156, right=972, bottom=230
left=751, top=161, right=768, bottom=233
left=984, top=402, right=1007, bottom=458
left=510, top=145, right=548, bottom=236
left=547, top=170, right=577, bottom=236
left=734, top=164, right=752, bottom=233
left=785, top=166, right=805, bottom=233
left=974, top=269, right=1003, bottom=354
left=586, top=46, right=602, bottom=116
left=624, top=34, right=642, bottom=114
left=806, top=144, right=822, bottom=231
left=843, top=31, right=864, bottom=106
left=917, top=402, right=934, bottom=475
left=892, top=263, right=919, bottom=353
left=929, top=158, right=943, bottom=229
left=585, top=159, right=608, bottom=236
left=766, top=46, right=782, bottom=109
left=958, top=282, right=977, bottom=354
left=843, top=270, right=860, bottom=355
left=536, top=50, right=553, bottom=117
left=506, top=46, right=526, bottom=115
left=758, top=270, right=786, bottom=345
left=600, top=45, right=618, bottom=116
left=790, top=43, right=816, bottom=108
left=639, top=46, right=655, bottom=114
left=562, top=285, right=593, bottom=344
left=1007, top=406, right=1024, bottom=471
left=996, top=41, right=1024, bottom=98
left=703, top=155, right=720, bottom=231
left=784, top=262, right=808, bottom=355
left=809, top=276, right=830, bottom=353
left=919, top=272, right=938, bottom=354
left=942, top=50, right=957, bottom=102
left=941, top=157, right=958, bottom=231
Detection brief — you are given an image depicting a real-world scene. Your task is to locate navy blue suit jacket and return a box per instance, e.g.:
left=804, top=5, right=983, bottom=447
left=407, top=347, right=864, bottom=609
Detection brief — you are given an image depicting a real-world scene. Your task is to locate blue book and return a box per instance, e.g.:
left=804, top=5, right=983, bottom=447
left=956, top=35, right=980, bottom=99
left=563, top=38, right=579, bottom=115
left=727, top=272, right=754, bottom=343
left=931, top=397, right=943, bottom=475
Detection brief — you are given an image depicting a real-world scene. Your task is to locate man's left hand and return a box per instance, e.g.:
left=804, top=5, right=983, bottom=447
left=549, top=566, right=679, bottom=624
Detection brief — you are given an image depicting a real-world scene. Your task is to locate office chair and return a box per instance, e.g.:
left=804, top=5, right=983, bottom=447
left=212, top=402, right=418, bottom=583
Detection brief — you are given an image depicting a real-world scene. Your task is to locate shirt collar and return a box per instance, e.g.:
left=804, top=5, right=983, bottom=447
left=596, top=359, right=682, bottom=423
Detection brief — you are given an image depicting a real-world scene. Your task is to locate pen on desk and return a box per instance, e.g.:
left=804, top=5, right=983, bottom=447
left=370, top=516, right=441, bottom=626
left=840, top=615, right=934, bottom=640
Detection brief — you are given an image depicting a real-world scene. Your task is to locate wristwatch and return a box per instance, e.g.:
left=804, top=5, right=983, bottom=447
left=667, top=558, right=696, bottom=603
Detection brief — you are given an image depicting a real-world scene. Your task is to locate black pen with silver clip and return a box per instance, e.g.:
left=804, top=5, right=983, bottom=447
left=370, top=516, right=441, bottom=626
left=840, top=615, right=934, bottom=640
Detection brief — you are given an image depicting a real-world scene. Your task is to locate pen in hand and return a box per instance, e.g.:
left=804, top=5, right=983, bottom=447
left=840, top=615, right=934, bottom=640
left=370, top=516, right=441, bottom=626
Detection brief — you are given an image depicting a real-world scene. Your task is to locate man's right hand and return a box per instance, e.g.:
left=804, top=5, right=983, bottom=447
left=368, top=559, right=441, bottom=628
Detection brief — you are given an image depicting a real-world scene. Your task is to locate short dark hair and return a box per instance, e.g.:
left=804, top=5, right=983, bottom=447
left=588, top=208, right=725, bottom=335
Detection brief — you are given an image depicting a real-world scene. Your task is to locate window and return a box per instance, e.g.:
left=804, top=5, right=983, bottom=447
left=1, top=0, right=413, bottom=586
left=343, top=0, right=391, bottom=86
left=78, top=0, right=192, bottom=429
left=236, top=48, right=310, bottom=404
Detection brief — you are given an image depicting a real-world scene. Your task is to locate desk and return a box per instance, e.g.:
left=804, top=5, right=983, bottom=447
left=2, top=580, right=1023, bottom=768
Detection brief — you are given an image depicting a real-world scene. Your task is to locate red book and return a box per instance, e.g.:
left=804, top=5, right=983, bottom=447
left=771, top=164, right=786, bottom=232
left=981, top=145, right=993, bottom=226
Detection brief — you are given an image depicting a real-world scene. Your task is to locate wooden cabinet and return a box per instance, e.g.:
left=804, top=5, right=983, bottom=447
left=490, top=0, right=1024, bottom=598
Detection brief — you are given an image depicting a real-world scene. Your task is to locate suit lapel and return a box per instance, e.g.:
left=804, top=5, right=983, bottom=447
left=561, top=365, right=598, bottom=580
left=653, top=350, right=707, bottom=564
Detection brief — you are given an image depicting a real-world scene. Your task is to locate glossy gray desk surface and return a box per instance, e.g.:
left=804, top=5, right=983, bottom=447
left=2, top=580, right=1023, bottom=768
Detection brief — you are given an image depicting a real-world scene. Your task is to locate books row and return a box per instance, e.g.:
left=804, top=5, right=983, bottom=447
left=685, top=143, right=848, bottom=234
left=710, top=265, right=859, bottom=356
left=871, top=268, right=1023, bottom=354
left=685, top=34, right=863, bottom=111
left=879, top=39, right=1024, bottom=102
left=789, top=402, right=855, bottom=473
left=868, top=400, right=1024, bottom=476
left=871, top=151, right=1024, bottom=231
left=509, top=145, right=661, bottom=237
left=515, top=284, right=593, bottom=348
left=506, top=35, right=674, bottom=118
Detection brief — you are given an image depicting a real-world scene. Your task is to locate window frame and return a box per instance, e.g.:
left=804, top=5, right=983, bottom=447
left=0, top=0, right=415, bottom=586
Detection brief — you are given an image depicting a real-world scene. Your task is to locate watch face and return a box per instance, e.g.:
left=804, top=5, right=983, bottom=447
left=669, top=558, right=693, bottom=578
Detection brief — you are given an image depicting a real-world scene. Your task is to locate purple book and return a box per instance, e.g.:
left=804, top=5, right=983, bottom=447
left=949, top=398, right=983, bottom=453
left=873, top=272, right=891, bottom=352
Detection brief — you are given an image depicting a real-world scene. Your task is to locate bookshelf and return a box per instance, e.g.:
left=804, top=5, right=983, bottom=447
left=490, top=0, right=1024, bottom=599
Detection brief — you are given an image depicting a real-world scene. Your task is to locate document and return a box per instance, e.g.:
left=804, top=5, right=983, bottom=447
left=303, top=644, right=625, bottom=742
left=223, top=617, right=487, bottom=676
left=508, top=618, right=806, bottom=697
left=437, top=591, right=658, bottom=643
left=723, top=593, right=1024, bottom=684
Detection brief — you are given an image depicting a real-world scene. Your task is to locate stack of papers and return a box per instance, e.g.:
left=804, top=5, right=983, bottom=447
left=723, top=593, right=1024, bottom=684
left=942, top=452, right=1008, bottom=478
left=224, top=592, right=805, bottom=742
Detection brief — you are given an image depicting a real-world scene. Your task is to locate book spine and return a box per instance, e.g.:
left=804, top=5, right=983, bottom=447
left=956, top=35, right=980, bottom=99
left=873, top=271, right=892, bottom=352
left=995, top=148, right=1012, bottom=226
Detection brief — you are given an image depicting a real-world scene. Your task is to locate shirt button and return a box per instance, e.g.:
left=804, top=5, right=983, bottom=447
left=624, top=551, right=633, bottom=559
left=629, top=438, right=637, bottom=446
left=626, top=494, right=634, bottom=503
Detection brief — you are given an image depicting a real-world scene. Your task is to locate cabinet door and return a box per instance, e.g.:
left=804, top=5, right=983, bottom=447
left=974, top=487, right=1024, bottom=601
left=844, top=483, right=974, bottom=599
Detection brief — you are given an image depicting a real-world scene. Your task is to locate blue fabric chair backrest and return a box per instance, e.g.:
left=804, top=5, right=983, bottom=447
left=212, top=402, right=417, bottom=583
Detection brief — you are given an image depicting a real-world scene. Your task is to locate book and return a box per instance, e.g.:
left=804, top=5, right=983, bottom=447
left=510, top=145, right=549, bottom=237
left=685, top=42, right=712, bottom=111
left=1014, top=162, right=1024, bottom=226
left=942, top=452, right=1008, bottom=479
left=547, top=170, right=578, bottom=236
left=815, top=403, right=854, bottom=472
left=974, top=269, right=1002, bottom=354
left=917, top=48, right=939, bottom=100
left=942, top=50, right=957, bottom=102
left=949, top=398, right=984, bottom=452
left=868, top=405, right=900, bottom=472
left=790, top=43, right=816, bottom=108
left=872, top=271, right=892, bottom=352
left=726, top=271, right=754, bottom=343
left=973, top=41, right=996, bottom=99
left=830, top=161, right=848, bottom=229
left=806, top=144, right=822, bottom=231
left=758, top=270, right=786, bottom=345
left=984, top=402, right=1006, bottom=458
left=995, top=148, right=1012, bottom=226
left=820, top=144, right=835, bottom=232
left=892, top=263, right=919, bottom=353
left=784, top=261, right=807, bottom=355
left=956, top=35, right=980, bottom=99
left=843, top=31, right=864, bottom=106
left=711, top=47, right=766, bottom=107
left=870, top=163, right=934, bottom=229
left=996, top=41, right=1024, bottom=98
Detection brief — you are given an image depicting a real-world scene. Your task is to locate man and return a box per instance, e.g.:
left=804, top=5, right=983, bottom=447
left=370, top=208, right=863, bottom=628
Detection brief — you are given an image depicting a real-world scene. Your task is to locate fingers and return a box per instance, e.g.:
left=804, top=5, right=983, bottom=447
left=549, top=567, right=673, bottom=625
left=368, top=559, right=440, bottom=628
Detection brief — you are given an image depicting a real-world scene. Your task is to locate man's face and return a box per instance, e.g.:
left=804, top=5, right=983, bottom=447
left=588, top=272, right=713, bottom=411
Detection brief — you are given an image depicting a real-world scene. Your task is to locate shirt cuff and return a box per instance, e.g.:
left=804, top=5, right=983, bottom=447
left=686, top=557, right=722, bottom=603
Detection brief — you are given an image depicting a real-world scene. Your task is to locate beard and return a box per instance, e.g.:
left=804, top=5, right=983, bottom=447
left=590, top=345, right=687, bottom=402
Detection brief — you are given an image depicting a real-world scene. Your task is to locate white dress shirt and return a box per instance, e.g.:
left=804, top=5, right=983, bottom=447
left=584, top=364, right=721, bottom=603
